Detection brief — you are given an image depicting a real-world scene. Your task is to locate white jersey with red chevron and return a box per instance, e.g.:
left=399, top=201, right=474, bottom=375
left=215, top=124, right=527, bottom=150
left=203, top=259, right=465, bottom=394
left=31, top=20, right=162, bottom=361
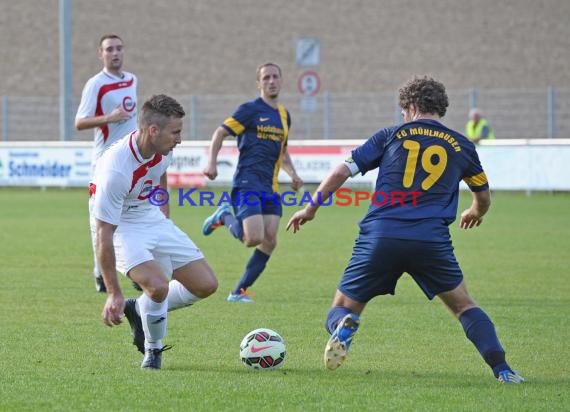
left=92, top=132, right=170, bottom=226
left=76, top=69, right=138, bottom=168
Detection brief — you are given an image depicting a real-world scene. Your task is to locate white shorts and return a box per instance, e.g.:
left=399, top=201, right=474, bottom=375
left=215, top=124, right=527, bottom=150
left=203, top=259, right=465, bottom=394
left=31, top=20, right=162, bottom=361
left=114, top=218, right=204, bottom=279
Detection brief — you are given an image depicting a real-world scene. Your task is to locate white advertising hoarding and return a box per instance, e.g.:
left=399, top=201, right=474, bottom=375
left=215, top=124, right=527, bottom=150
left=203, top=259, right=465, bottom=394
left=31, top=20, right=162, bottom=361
left=0, top=143, right=91, bottom=187
left=1, top=140, right=569, bottom=191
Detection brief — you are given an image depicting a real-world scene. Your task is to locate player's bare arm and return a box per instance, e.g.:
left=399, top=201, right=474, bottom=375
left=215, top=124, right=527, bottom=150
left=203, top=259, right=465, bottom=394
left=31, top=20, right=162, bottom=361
left=280, top=149, right=303, bottom=191
left=158, top=172, right=170, bottom=218
left=203, top=126, right=230, bottom=180
left=96, top=218, right=124, bottom=326
left=287, top=163, right=351, bottom=233
left=460, top=189, right=491, bottom=229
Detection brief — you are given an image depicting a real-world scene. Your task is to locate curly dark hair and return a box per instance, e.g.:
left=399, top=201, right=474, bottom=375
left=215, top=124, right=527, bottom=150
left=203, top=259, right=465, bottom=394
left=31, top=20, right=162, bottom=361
left=398, top=76, right=449, bottom=117
left=139, top=94, right=185, bottom=130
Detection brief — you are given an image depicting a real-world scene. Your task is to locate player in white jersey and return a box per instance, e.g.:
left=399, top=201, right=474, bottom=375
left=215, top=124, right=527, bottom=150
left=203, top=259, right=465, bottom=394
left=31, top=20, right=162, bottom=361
left=92, top=94, right=218, bottom=369
left=75, top=34, right=138, bottom=293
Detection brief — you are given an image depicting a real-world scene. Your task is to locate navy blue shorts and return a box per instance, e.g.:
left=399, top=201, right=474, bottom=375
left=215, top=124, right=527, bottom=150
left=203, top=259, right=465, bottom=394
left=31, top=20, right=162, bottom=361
left=339, top=236, right=463, bottom=302
left=231, top=188, right=283, bottom=220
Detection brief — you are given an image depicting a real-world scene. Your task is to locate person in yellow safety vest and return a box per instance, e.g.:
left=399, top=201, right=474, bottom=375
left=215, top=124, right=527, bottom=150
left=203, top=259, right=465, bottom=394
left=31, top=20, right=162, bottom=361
left=466, top=108, right=495, bottom=144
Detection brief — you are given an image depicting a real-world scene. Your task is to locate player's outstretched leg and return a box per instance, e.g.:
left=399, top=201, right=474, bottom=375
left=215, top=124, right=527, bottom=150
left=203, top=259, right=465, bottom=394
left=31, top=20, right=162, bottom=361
left=324, top=311, right=360, bottom=370
left=227, top=249, right=270, bottom=302
left=202, top=204, right=231, bottom=235
left=458, top=307, right=524, bottom=384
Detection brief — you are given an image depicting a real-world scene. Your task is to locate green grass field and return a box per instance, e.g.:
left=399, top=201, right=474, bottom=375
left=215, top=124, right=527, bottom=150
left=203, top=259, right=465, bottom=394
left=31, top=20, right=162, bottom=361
left=1, top=187, right=569, bottom=411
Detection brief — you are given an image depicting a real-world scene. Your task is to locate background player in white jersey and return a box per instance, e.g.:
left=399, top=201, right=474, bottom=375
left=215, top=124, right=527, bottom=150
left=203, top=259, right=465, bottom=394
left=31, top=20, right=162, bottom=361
left=92, top=94, right=218, bottom=369
left=75, top=34, right=138, bottom=293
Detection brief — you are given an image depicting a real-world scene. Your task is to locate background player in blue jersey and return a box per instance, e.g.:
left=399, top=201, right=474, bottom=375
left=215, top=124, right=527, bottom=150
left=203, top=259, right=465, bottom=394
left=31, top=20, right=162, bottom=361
left=287, top=76, right=524, bottom=383
left=203, top=62, right=303, bottom=302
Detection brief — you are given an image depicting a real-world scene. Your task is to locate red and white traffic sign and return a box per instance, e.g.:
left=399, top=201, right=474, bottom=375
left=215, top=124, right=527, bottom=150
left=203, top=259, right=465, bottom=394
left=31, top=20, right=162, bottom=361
left=297, top=70, right=321, bottom=96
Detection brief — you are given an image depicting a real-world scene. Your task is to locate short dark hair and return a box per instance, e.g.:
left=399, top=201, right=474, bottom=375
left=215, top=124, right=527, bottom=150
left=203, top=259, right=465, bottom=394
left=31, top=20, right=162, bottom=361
left=398, top=76, right=449, bottom=117
left=256, top=62, right=282, bottom=80
left=139, top=94, right=185, bottom=130
left=99, top=34, right=123, bottom=47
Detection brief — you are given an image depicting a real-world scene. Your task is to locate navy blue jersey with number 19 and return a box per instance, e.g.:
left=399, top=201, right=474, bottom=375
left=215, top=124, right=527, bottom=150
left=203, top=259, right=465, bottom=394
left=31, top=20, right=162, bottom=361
left=351, top=119, right=488, bottom=241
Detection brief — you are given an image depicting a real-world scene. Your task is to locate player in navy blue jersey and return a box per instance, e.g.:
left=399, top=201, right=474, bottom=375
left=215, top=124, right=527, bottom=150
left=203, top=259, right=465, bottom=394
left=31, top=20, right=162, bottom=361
left=287, top=76, right=524, bottom=383
left=203, top=62, right=303, bottom=302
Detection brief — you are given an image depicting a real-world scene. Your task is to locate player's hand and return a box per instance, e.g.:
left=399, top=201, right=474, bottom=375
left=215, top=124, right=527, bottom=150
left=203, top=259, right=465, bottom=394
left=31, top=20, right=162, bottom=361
left=102, top=293, right=125, bottom=327
left=107, top=106, right=130, bottom=123
left=459, top=208, right=483, bottom=229
left=203, top=163, right=218, bottom=180
left=286, top=208, right=315, bottom=233
left=290, top=175, right=304, bottom=191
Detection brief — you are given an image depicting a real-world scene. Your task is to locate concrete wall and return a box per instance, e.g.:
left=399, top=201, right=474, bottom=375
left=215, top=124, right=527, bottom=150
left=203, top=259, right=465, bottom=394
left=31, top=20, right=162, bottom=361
left=1, top=0, right=570, bottom=101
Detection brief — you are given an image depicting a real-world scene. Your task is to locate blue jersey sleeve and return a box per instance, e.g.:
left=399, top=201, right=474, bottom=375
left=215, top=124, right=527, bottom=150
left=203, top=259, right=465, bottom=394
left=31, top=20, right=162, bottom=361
left=351, top=126, right=398, bottom=175
left=461, top=144, right=489, bottom=192
left=222, top=102, right=255, bottom=136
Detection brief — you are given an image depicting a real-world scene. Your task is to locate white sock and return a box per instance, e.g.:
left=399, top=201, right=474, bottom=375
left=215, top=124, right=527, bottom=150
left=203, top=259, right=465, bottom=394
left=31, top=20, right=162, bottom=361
left=138, top=293, right=167, bottom=350
left=167, top=280, right=202, bottom=311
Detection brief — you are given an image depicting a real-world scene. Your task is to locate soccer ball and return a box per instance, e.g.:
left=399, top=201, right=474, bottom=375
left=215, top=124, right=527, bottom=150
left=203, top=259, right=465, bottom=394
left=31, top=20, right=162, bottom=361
left=240, top=328, right=286, bottom=370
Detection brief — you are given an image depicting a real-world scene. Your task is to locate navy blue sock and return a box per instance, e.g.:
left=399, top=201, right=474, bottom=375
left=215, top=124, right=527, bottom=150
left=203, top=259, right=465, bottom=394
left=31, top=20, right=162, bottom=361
left=232, top=249, right=270, bottom=294
left=459, top=307, right=510, bottom=376
left=222, top=213, right=243, bottom=241
left=325, top=306, right=353, bottom=335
